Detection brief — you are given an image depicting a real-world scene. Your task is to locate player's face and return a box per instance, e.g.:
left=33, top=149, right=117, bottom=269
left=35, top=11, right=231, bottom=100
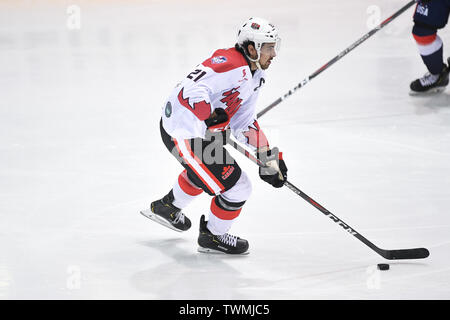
left=259, top=42, right=277, bottom=70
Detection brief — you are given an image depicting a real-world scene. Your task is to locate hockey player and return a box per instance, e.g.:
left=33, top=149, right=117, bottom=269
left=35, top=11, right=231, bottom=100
left=410, top=0, right=450, bottom=93
left=141, top=17, right=287, bottom=255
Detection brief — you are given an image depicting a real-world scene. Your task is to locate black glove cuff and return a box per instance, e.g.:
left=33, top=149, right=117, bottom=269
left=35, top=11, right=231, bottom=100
left=204, top=108, right=228, bottom=128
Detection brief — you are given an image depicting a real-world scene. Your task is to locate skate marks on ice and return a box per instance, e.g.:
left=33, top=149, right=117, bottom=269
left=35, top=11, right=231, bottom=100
left=130, top=238, right=271, bottom=299
left=264, top=110, right=419, bottom=128
left=410, top=92, right=450, bottom=112
left=409, top=88, right=448, bottom=97
left=268, top=112, right=450, bottom=158
left=130, top=236, right=364, bottom=299
left=262, top=92, right=449, bottom=131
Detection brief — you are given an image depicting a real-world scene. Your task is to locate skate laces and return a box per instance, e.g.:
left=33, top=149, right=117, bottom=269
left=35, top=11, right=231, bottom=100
left=217, top=233, right=238, bottom=247
left=420, top=72, right=440, bottom=86
left=172, top=211, right=185, bottom=224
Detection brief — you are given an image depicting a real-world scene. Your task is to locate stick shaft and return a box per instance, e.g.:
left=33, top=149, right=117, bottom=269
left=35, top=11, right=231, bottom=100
left=226, top=137, right=429, bottom=260
left=257, top=0, right=418, bottom=118
left=229, top=139, right=371, bottom=243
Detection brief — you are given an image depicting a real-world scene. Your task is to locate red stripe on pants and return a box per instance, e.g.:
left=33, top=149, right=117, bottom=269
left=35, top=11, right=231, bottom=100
left=183, top=140, right=225, bottom=192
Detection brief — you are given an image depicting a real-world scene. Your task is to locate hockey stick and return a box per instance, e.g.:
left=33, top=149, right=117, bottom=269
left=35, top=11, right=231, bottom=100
left=257, top=0, right=418, bottom=118
left=227, top=138, right=430, bottom=260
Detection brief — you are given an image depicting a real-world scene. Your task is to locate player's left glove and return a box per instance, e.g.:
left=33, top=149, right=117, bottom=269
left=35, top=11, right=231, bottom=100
left=204, top=108, right=230, bottom=132
left=257, top=147, right=287, bottom=188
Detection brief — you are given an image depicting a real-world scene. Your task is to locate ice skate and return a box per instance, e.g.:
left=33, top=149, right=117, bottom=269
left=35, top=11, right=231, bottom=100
left=410, top=57, right=450, bottom=95
left=197, top=215, right=249, bottom=255
left=140, top=190, right=191, bottom=232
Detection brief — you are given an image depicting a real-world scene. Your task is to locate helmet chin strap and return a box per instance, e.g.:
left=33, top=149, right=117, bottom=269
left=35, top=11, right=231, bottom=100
left=246, top=50, right=261, bottom=70
left=245, top=45, right=261, bottom=69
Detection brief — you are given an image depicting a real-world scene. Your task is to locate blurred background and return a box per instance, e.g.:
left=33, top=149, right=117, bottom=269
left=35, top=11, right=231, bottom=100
left=0, top=0, right=449, bottom=299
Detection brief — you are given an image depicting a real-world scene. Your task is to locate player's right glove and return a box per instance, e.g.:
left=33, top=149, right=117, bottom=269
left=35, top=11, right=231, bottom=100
left=204, top=108, right=230, bottom=132
left=257, top=147, right=288, bottom=188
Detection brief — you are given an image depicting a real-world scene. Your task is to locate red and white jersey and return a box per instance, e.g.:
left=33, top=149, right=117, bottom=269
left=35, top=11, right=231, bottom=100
left=161, top=47, right=269, bottom=152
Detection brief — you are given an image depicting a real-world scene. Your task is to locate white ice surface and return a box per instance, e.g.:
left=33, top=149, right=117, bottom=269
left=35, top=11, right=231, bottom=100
left=0, top=0, right=449, bottom=299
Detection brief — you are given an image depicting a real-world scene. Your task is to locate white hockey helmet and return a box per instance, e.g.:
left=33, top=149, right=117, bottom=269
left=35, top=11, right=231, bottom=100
left=237, top=17, right=281, bottom=67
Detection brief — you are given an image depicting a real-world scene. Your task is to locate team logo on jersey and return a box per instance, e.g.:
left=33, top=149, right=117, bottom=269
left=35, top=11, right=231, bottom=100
left=251, top=23, right=260, bottom=30
left=211, top=56, right=227, bottom=64
left=416, top=4, right=428, bottom=16
left=165, top=101, right=172, bottom=118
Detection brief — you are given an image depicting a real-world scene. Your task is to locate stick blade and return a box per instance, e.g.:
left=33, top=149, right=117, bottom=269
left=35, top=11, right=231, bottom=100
left=381, top=248, right=430, bottom=260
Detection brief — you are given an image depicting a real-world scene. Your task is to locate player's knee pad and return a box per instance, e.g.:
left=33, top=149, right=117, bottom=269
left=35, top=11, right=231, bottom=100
left=177, top=170, right=203, bottom=196
left=412, top=23, right=442, bottom=56
left=220, top=171, right=252, bottom=204
left=209, top=172, right=251, bottom=223
left=210, top=194, right=245, bottom=222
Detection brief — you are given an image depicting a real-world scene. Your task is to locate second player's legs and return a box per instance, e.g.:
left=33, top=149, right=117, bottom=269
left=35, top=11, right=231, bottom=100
left=412, top=1, right=450, bottom=74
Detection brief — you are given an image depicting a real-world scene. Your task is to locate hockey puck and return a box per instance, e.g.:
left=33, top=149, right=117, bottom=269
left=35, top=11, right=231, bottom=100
left=377, top=263, right=390, bottom=271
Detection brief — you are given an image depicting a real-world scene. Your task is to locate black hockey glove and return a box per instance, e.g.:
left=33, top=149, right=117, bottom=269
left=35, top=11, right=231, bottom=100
left=204, top=108, right=230, bottom=132
left=257, top=147, right=287, bottom=188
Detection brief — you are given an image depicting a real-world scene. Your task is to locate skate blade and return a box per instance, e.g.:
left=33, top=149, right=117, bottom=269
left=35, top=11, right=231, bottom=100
left=140, top=209, right=183, bottom=233
left=197, top=246, right=250, bottom=255
left=409, top=87, right=447, bottom=96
